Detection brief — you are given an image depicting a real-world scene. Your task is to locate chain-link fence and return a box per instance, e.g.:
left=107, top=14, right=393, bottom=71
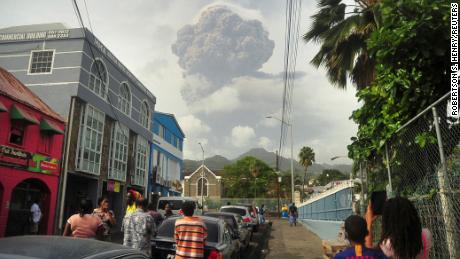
left=365, top=93, right=460, bottom=258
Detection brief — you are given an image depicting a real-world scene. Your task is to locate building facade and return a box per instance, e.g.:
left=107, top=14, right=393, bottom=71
left=0, top=24, right=156, bottom=231
left=0, top=68, right=65, bottom=237
left=150, top=112, right=185, bottom=197
left=183, top=165, right=222, bottom=199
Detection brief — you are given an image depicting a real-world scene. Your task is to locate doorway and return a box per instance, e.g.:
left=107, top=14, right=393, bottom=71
left=5, top=178, right=50, bottom=236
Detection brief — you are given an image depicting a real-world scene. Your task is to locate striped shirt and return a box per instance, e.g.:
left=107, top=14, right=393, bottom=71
left=175, top=216, right=207, bottom=259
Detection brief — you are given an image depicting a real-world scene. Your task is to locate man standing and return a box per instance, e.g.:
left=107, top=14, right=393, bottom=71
left=30, top=198, right=41, bottom=235
left=164, top=203, right=175, bottom=219
left=175, top=201, right=207, bottom=259
left=123, top=198, right=155, bottom=256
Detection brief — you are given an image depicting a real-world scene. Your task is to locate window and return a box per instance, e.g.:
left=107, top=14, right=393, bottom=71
left=88, top=60, right=108, bottom=98
left=29, top=50, right=54, bottom=74
left=197, top=177, right=208, bottom=197
left=77, top=104, right=105, bottom=175
left=9, top=122, right=25, bottom=146
left=133, top=136, right=149, bottom=187
left=39, top=133, right=53, bottom=154
left=109, top=122, right=129, bottom=181
left=140, top=101, right=149, bottom=129
left=119, top=82, right=131, bottom=115
left=158, top=125, right=164, bottom=138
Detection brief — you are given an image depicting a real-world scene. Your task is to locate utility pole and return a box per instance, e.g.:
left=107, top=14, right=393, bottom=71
left=198, top=142, right=205, bottom=214
left=276, top=150, right=280, bottom=218
left=266, top=116, right=294, bottom=204
left=290, top=123, right=294, bottom=204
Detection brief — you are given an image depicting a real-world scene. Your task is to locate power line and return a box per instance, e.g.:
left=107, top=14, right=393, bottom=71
left=279, top=0, right=302, bottom=170
left=71, top=0, right=139, bottom=154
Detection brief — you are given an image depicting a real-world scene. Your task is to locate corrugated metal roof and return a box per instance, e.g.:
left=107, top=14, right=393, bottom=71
left=0, top=67, right=65, bottom=122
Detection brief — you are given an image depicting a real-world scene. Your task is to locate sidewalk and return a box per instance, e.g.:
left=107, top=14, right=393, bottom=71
left=266, top=219, right=324, bottom=259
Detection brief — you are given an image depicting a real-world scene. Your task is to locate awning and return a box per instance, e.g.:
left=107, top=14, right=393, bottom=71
left=40, top=118, right=64, bottom=134
left=10, top=104, right=39, bottom=124
left=0, top=100, right=7, bottom=112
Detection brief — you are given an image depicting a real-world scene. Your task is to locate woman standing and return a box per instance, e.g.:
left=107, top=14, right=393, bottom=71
left=63, top=199, right=103, bottom=239
left=367, top=196, right=432, bottom=259
left=93, top=197, right=116, bottom=241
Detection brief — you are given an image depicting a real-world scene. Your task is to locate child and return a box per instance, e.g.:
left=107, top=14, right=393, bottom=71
left=334, top=215, right=386, bottom=259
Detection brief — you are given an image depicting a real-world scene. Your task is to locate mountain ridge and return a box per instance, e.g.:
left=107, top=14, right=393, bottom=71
left=184, top=148, right=352, bottom=175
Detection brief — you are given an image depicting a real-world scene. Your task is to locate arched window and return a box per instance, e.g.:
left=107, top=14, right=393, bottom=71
left=88, top=59, right=108, bottom=98
left=197, top=177, right=208, bottom=197
left=119, top=82, right=131, bottom=115
left=140, top=101, right=149, bottom=129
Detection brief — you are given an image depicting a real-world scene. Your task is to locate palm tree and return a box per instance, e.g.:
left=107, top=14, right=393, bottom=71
left=298, top=146, right=315, bottom=201
left=304, top=0, right=380, bottom=89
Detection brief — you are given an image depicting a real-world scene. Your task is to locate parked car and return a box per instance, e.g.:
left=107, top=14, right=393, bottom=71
left=220, top=205, right=258, bottom=233
left=237, top=204, right=259, bottom=232
left=204, top=212, right=251, bottom=251
left=152, top=216, right=240, bottom=259
left=0, top=236, right=149, bottom=259
left=157, top=196, right=202, bottom=216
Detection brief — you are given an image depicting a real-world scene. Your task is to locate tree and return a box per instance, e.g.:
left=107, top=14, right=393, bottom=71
left=222, top=156, right=276, bottom=198
left=298, top=146, right=315, bottom=200
left=304, top=0, right=380, bottom=89
left=315, top=169, right=348, bottom=186
left=348, top=0, right=453, bottom=193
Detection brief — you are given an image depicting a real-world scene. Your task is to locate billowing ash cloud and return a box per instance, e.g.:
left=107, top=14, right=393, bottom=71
left=172, top=6, right=275, bottom=90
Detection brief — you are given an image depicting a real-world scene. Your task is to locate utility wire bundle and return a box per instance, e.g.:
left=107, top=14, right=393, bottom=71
left=279, top=0, right=302, bottom=168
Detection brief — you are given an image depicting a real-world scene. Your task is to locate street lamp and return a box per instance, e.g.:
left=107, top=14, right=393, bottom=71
left=266, top=115, right=294, bottom=204
left=198, top=142, right=205, bottom=213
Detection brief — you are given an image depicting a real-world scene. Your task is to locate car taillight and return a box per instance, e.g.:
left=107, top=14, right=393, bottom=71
left=243, top=217, right=251, bottom=223
left=208, top=250, right=222, bottom=259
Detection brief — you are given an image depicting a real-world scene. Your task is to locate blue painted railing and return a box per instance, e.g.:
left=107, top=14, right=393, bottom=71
left=298, top=181, right=353, bottom=240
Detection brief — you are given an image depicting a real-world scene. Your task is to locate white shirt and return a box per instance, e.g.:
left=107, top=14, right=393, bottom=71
left=30, top=203, right=41, bottom=223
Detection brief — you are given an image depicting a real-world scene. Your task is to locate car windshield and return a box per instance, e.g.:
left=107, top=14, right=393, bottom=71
left=158, top=200, right=184, bottom=210
left=157, top=218, right=219, bottom=243
left=220, top=207, right=246, bottom=216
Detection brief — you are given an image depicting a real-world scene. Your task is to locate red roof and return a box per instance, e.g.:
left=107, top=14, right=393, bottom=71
left=0, top=67, right=64, bottom=122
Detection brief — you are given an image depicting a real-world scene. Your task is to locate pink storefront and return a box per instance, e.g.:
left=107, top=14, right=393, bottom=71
left=0, top=67, right=64, bottom=237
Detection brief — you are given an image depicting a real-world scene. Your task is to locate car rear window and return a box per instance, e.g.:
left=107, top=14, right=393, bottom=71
left=220, top=207, right=246, bottom=216
left=157, top=218, right=219, bottom=243
left=158, top=200, right=184, bottom=210
left=205, top=214, right=237, bottom=229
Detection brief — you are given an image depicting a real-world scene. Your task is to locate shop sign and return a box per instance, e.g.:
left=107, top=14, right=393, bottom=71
left=114, top=182, right=120, bottom=192
left=0, top=30, right=70, bottom=42
left=0, top=145, right=31, bottom=168
left=107, top=181, right=115, bottom=192
left=107, top=181, right=121, bottom=193
left=0, top=145, right=59, bottom=174
left=28, top=154, right=59, bottom=174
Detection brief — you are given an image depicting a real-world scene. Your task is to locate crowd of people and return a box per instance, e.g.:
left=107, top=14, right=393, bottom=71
left=59, top=188, right=432, bottom=259
left=61, top=190, right=207, bottom=257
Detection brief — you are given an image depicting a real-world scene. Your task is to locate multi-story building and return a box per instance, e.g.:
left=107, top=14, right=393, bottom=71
left=0, top=24, right=156, bottom=231
left=0, top=68, right=65, bottom=237
left=150, top=112, right=185, bottom=198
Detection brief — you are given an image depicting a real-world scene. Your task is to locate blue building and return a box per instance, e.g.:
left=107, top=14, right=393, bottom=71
left=150, top=112, right=185, bottom=197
